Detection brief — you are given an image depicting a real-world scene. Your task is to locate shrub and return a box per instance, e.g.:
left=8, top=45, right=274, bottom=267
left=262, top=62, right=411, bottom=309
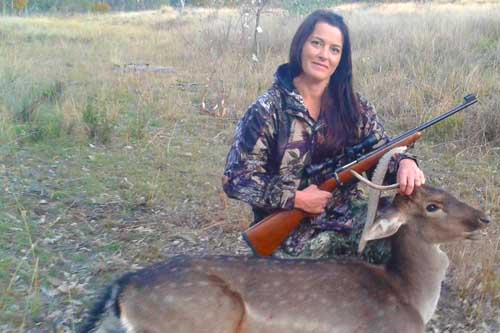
left=90, top=2, right=111, bottom=13
left=13, top=0, right=29, bottom=11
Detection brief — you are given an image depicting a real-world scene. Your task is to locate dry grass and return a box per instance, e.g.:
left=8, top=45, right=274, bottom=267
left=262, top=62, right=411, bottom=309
left=0, top=2, right=498, bottom=332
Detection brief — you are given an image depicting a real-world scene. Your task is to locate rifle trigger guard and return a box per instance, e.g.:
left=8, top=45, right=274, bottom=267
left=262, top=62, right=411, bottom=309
left=333, top=172, right=343, bottom=187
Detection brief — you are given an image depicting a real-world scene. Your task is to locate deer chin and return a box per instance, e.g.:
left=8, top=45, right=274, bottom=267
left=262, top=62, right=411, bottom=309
left=465, top=231, right=486, bottom=241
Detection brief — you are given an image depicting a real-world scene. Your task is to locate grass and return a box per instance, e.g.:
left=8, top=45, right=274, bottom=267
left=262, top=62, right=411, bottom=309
left=0, top=2, right=499, bottom=332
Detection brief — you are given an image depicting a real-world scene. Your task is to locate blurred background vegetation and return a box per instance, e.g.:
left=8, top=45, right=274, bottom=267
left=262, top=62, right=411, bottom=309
left=4, top=0, right=491, bottom=14
left=3, top=0, right=339, bottom=14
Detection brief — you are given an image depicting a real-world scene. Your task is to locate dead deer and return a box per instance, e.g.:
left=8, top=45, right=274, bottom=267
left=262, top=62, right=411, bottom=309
left=80, top=149, right=490, bottom=333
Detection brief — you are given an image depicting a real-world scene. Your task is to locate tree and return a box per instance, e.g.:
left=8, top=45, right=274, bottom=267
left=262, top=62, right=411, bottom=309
left=236, top=0, right=269, bottom=60
left=252, top=0, right=268, bottom=58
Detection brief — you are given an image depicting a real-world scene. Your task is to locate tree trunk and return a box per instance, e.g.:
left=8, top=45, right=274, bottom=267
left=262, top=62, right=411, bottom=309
left=252, top=0, right=268, bottom=59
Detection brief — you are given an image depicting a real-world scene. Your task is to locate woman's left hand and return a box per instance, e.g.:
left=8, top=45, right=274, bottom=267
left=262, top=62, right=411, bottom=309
left=397, top=159, right=425, bottom=196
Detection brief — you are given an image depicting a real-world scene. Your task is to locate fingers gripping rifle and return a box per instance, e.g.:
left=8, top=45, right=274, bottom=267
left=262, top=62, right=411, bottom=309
left=242, top=94, right=478, bottom=257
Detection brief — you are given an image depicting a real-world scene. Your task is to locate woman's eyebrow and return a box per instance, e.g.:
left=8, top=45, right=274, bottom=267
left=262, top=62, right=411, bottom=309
left=311, top=35, right=342, bottom=48
left=310, top=35, right=324, bottom=42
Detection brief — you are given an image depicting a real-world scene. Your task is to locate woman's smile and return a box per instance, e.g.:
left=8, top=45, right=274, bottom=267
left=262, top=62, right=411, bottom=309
left=312, top=61, right=329, bottom=70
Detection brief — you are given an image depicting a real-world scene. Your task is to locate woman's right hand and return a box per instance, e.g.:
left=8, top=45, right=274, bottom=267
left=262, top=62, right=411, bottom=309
left=294, top=185, right=332, bottom=215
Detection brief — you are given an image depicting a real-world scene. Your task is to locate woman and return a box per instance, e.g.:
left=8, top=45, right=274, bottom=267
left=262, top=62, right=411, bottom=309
left=223, top=10, right=425, bottom=261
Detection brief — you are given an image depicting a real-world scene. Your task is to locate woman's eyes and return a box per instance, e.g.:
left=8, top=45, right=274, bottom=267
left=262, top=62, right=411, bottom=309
left=310, top=40, right=341, bottom=54
left=311, top=40, right=322, bottom=47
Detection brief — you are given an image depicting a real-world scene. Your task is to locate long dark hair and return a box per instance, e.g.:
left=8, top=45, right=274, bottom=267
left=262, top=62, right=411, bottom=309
left=289, top=10, right=360, bottom=155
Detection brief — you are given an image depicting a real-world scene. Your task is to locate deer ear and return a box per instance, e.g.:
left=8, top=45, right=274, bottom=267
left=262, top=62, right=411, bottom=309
left=362, top=208, right=407, bottom=243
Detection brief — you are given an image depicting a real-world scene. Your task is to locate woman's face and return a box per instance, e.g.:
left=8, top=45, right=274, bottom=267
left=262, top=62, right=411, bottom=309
left=300, top=22, right=343, bottom=84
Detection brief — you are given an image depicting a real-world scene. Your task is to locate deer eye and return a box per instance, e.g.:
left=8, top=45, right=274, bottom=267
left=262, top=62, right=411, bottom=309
left=426, top=204, right=439, bottom=212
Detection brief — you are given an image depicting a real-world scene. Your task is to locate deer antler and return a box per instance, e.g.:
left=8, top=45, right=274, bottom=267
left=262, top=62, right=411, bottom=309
left=350, top=170, right=400, bottom=190
left=357, top=146, right=407, bottom=254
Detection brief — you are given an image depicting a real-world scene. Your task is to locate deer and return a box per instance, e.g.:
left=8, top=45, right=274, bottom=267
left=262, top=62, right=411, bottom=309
left=80, top=148, right=490, bottom=333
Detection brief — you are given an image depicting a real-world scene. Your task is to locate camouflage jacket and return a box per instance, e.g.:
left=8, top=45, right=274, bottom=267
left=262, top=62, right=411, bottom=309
left=223, top=64, right=413, bottom=254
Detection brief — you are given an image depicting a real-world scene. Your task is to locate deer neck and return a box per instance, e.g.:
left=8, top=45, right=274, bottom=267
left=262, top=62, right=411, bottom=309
left=387, top=225, right=449, bottom=323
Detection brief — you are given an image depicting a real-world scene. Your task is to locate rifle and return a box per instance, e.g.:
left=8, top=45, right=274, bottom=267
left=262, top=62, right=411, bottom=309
left=242, top=94, right=478, bottom=257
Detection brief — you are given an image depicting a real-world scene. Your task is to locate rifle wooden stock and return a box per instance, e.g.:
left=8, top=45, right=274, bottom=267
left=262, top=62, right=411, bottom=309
left=242, top=132, right=422, bottom=257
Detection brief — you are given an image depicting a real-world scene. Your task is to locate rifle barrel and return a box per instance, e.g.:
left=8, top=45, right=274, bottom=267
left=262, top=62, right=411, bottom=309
left=312, top=95, right=477, bottom=177
left=336, top=94, right=477, bottom=174
left=393, top=94, right=477, bottom=142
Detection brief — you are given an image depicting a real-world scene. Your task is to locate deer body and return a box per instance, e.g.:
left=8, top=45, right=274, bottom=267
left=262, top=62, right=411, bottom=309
left=90, top=256, right=424, bottom=333
left=81, top=185, right=489, bottom=333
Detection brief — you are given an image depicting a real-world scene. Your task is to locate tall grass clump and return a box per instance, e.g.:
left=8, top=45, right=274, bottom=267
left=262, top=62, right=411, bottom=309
left=82, top=95, right=114, bottom=144
left=0, top=69, right=65, bottom=142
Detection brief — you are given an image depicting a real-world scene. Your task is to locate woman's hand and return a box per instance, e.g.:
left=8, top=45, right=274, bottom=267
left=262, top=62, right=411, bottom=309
left=397, top=159, right=425, bottom=196
left=294, top=185, right=332, bottom=214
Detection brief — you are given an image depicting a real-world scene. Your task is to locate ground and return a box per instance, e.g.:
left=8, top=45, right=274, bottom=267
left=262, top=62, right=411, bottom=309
left=0, top=144, right=497, bottom=332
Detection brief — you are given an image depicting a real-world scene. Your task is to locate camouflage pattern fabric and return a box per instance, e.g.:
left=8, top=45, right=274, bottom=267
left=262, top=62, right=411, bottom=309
left=274, top=198, right=391, bottom=264
left=223, top=63, right=415, bottom=259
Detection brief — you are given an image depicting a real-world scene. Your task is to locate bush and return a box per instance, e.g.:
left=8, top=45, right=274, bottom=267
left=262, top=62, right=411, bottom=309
left=90, top=2, right=111, bottom=13
left=13, top=0, right=29, bottom=11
